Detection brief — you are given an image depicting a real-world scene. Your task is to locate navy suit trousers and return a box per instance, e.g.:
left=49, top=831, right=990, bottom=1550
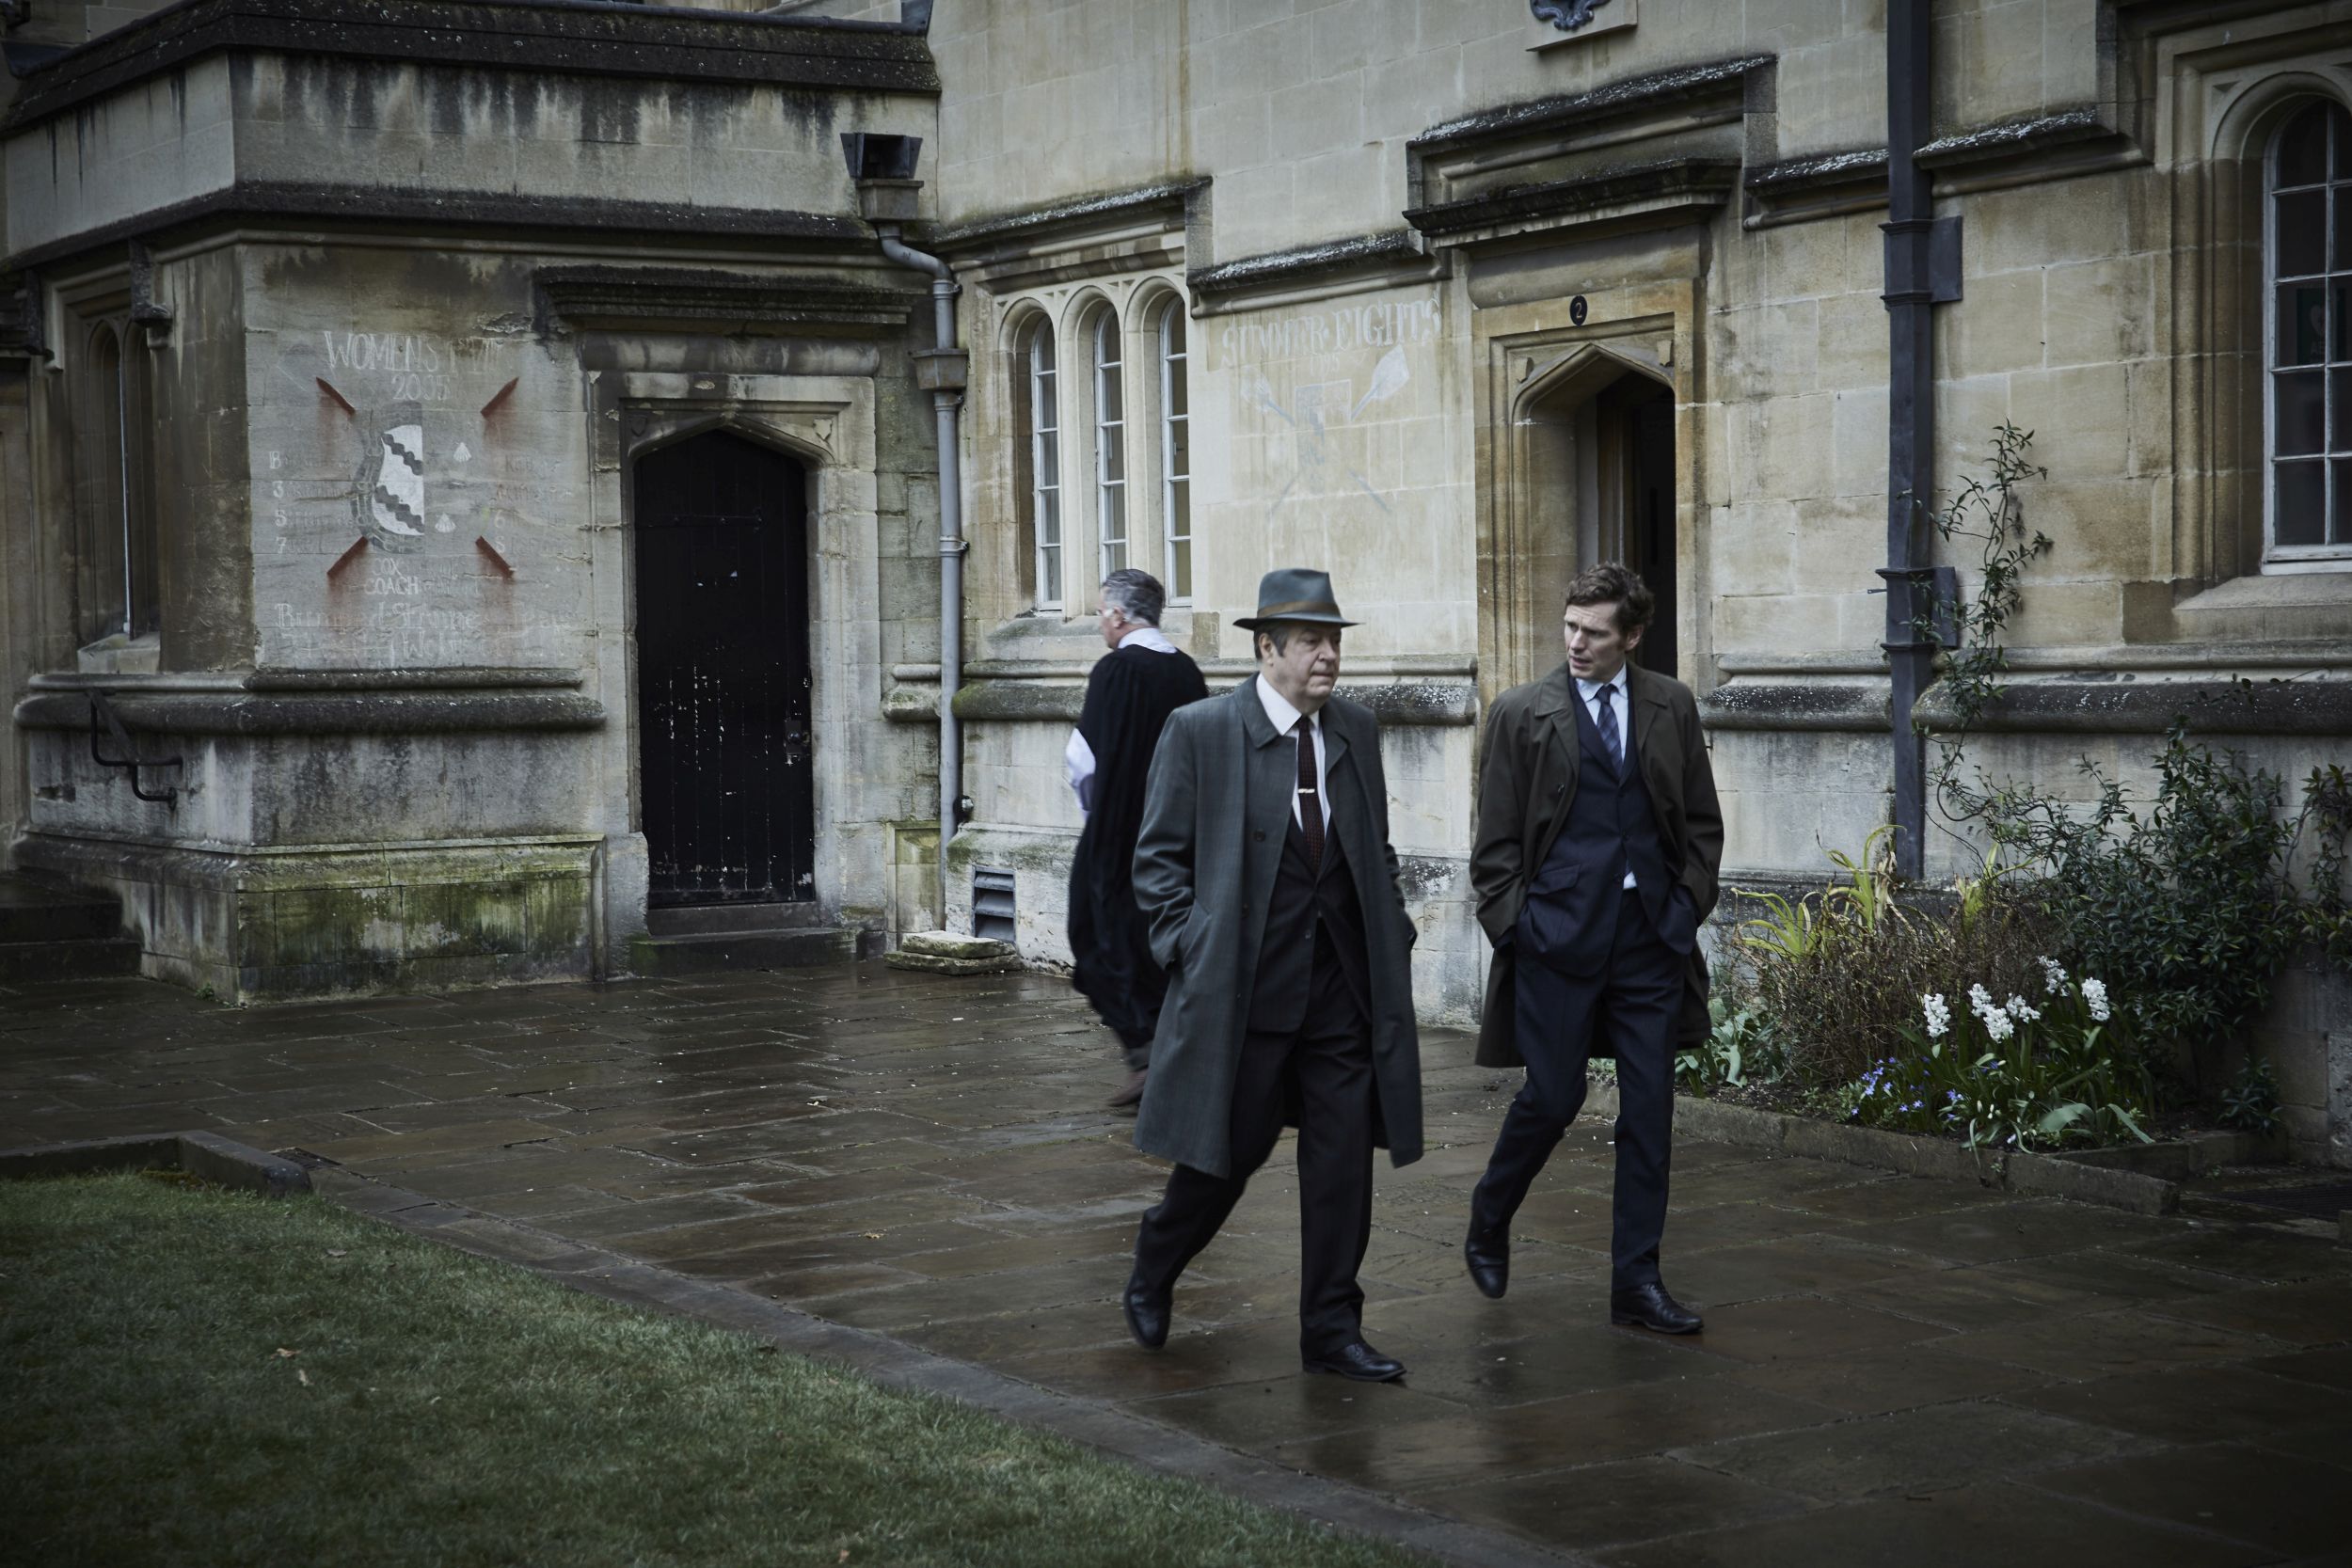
left=1473, top=893, right=1684, bottom=1291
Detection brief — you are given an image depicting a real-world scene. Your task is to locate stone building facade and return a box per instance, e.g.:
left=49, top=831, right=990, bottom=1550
left=2, top=0, right=2347, bottom=1161
left=0, top=0, right=952, bottom=994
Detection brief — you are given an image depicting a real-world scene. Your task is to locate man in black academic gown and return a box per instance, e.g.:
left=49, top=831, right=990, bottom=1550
left=1065, top=568, right=1208, bottom=1111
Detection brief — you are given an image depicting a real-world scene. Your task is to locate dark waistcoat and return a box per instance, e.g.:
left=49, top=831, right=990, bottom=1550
left=1518, top=686, right=1682, bottom=974
left=1248, top=802, right=1371, bottom=1034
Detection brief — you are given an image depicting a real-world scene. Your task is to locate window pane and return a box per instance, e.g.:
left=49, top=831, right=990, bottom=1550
left=2336, top=458, right=2352, bottom=545
left=2279, top=103, right=2329, bottom=187
left=1101, top=480, right=1124, bottom=538
left=2277, top=190, right=2327, bottom=277
left=1036, top=369, right=1057, bottom=430
left=2280, top=285, right=2328, bottom=365
left=1170, top=536, right=1191, bottom=601
left=1102, top=432, right=1125, bottom=484
left=2336, top=369, right=2352, bottom=451
left=2336, top=188, right=2352, bottom=273
left=1042, top=546, right=1062, bottom=607
left=1033, top=328, right=1055, bottom=374
left=1039, top=429, right=1058, bottom=479
left=1168, top=416, right=1189, bottom=479
left=2276, top=459, right=2325, bottom=546
left=2332, top=101, right=2352, bottom=178
left=1098, top=364, right=1123, bottom=424
left=1039, top=483, right=1059, bottom=546
left=2278, top=370, right=2326, bottom=454
left=1168, top=476, right=1189, bottom=533
left=1102, top=540, right=1127, bottom=574
left=2337, top=286, right=2351, bottom=364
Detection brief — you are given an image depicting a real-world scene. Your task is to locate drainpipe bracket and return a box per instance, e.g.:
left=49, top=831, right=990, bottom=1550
left=1881, top=214, right=1963, bottom=306
left=1873, top=564, right=1962, bottom=648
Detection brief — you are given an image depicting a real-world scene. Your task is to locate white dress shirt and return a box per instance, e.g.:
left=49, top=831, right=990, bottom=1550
left=1063, top=625, right=1184, bottom=816
left=1575, top=669, right=1639, bottom=890
left=1255, top=673, right=1331, bottom=834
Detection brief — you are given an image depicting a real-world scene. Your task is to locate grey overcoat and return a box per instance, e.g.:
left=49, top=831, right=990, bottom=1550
left=1131, top=680, right=1424, bottom=1180
left=1470, top=661, right=1725, bottom=1069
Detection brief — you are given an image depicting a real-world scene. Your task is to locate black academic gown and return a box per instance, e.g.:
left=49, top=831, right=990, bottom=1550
left=1067, top=641, right=1208, bottom=1060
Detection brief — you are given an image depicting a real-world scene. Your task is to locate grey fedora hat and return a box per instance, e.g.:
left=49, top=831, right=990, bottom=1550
left=1232, top=566, right=1359, bottom=630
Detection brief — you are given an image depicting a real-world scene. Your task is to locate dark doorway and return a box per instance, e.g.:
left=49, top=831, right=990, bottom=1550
left=634, top=430, right=815, bottom=909
left=1597, top=377, right=1677, bottom=680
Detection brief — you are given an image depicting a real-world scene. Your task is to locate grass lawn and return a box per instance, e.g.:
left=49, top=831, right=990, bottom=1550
left=2, top=1173, right=1429, bottom=1568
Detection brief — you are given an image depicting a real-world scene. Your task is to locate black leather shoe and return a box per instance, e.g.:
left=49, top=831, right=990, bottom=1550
left=1123, top=1277, right=1170, bottom=1350
left=1464, top=1223, right=1509, bottom=1300
left=1302, top=1338, right=1406, bottom=1382
left=1610, top=1281, right=1703, bottom=1335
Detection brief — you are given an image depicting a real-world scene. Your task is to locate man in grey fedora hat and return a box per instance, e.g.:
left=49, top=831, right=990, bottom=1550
left=1120, top=567, right=1424, bottom=1382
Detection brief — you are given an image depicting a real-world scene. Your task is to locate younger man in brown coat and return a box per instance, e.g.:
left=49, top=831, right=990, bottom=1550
left=1463, top=562, right=1723, bottom=1334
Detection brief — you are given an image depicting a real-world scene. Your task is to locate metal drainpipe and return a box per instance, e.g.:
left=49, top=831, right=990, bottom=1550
left=877, top=227, right=968, bottom=929
left=1879, top=0, right=1950, bottom=882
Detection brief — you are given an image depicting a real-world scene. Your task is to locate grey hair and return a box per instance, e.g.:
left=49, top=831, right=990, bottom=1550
left=1101, top=568, right=1166, bottom=627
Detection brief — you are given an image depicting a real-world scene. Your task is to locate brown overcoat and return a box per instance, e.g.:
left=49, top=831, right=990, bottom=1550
left=1471, top=661, right=1725, bottom=1069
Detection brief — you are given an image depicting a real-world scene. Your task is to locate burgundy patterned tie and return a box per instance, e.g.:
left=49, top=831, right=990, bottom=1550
left=1295, top=721, right=1324, bottom=873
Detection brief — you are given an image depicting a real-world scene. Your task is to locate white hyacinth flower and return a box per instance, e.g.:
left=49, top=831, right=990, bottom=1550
left=2039, top=956, right=2068, bottom=993
left=1968, top=983, right=1996, bottom=1018
left=2081, top=977, right=2111, bottom=1022
left=2006, top=994, right=2041, bottom=1022
left=1921, top=992, right=1951, bottom=1039
left=1979, top=1006, right=2016, bottom=1043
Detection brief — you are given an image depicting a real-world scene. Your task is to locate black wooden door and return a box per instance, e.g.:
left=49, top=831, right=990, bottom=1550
left=1629, top=391, right=1677, bottom=681
left=634, top=431, right=814, bottom=908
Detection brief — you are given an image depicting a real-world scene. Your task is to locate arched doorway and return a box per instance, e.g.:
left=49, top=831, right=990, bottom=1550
left=1490, top=344, right=1679, bottom=694
left=1596, top=374, right=1677, bottom=680
left=633, top=429, right=815, bottom=909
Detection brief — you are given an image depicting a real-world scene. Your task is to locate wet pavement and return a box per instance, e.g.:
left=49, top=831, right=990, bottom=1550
left=4, top=962, right=2350, bottom=1566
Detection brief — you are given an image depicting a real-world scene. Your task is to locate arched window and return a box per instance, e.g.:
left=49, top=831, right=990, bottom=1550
left=2268, top=99, right=2352, bottom=563
left=1154, top=297, right=1192, bottom=603
left=80, top=324, right=156, bottom=643
left=1017, top=315, right=1062, bottom=609
left=1090, top=307, right=1127, bottom=578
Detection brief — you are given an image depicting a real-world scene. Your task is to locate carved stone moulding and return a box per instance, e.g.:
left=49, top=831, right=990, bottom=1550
left=532, top=265, right=922, bottom=338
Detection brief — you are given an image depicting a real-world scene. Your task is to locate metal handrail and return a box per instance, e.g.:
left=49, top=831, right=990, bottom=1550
left=87, top=689, right=181, bottom=809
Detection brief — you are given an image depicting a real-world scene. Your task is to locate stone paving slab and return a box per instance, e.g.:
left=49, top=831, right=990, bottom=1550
left=4, top=960, right=2349, bottom=1566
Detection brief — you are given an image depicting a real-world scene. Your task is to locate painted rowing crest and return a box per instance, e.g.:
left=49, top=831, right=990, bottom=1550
left=354, top=402, right=464, bottom=553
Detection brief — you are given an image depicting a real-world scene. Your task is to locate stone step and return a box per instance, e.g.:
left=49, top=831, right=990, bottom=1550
left=0, top=935, right=143, bottom=985
left=884, top=930, right=1023, bottom=976
left=627, top=927, right=859, bottom=975
left=0, top=872, right=124, bottom=946
left=644, top=900, right=828, bottom=939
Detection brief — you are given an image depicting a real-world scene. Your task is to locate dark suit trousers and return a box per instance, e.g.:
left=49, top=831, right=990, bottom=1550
left=1132, top=929, right=1375, bottom=1354
left=1472, top=893, right=1685, bottom=1291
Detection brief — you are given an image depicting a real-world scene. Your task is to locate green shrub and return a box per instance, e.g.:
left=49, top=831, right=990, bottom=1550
left=2217, top=1056, right=2282, bottom=1135
left=1676, top=995, right=1784, bottom=1097
left=1977, top=721, right=2329, bottom=1078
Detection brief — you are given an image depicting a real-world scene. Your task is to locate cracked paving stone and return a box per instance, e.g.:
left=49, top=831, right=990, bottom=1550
left=2033, top=1445, right=2352, bottom=1558
left=1998, top=1362, right=2349, bottom=1443
left=1671, top=1397, right=2150, bottom=1502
